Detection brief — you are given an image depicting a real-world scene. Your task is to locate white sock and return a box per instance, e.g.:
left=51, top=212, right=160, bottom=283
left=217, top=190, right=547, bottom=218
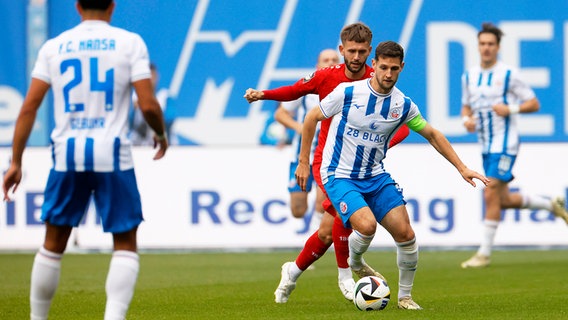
left=522, top=194, right=553, bottom=211
left=337, top=267, right=352, bottom=282
left=289, top=262, right=303, bottom=282
left=348, top=230, right=374, bottom=270
left=30, top=247, right=62, bottom=320
left=477, top=220, right=499, bottom=257
left=104, top=251, right=139, bottom=320
left=396, top=238, right=418, bottom=299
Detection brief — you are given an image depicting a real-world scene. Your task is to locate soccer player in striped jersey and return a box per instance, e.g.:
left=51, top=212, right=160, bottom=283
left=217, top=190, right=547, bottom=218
left=2, top=1, right=168, bottom=319
left=274, top=49, right=339, bottom=226
left=246, top=22, right=409, bottom=303
left=460, top=23, right=568, bottom=269
left=296, top=41, right=489, bottom=310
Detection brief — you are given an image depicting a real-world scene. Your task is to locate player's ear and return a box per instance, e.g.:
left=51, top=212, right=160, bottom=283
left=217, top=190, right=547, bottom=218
left=107, top=1, right=116, bottom=19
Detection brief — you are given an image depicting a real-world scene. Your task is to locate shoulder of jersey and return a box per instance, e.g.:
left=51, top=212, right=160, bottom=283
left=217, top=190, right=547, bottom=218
left=303, top=64, right=344, bottom=83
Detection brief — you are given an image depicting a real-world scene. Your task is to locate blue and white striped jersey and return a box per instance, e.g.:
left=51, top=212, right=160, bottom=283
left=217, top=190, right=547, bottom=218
left=319, top=79, right=420, bottom=183
left=461, top=61, right=535, bottom=155
left=32, top=20, right=151, bottom=172
left=281, top=94, right=320, bottom=163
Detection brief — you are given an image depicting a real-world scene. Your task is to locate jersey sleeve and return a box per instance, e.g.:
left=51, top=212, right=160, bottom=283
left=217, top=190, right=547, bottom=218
left=318, top=83, right=346, bottom=118
left=281, top=97, right=303, bottom=113
left=130, top=33, right=152, bottom=82
left=31, top=40, right=53, bottom=84
left=508, top=68, right=536, bottom=102
left=461, top=71, right=470, bottom=106
left=263, top=69, right=323, bottom=101
left=405, top=100, right=427, bottom=132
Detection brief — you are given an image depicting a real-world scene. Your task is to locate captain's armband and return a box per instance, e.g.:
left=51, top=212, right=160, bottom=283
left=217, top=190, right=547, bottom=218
left=406, top=115, right=428, bottom=132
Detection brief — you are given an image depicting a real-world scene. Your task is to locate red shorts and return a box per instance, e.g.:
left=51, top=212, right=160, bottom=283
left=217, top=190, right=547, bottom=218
left=312, top=158, right=337, bottom=216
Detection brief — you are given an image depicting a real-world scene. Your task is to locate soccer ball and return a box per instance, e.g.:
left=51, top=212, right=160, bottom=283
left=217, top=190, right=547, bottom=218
left=266, top=121, right=287, bottom=141
left=353, top=276, right=390, bottom=311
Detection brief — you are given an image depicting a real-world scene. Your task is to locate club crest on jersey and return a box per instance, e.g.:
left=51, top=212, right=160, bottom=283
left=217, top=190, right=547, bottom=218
left=390, top=108, right=402, bottom=119
left=340, top=201, right=348, bottom=213
left=303, top=72, right=315, bottom=83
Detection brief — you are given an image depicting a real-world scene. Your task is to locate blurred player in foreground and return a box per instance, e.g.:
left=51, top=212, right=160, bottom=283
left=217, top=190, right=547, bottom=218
left=245, top=22, right=409, bottom=303
left=274, top=49, right=339, bottom=228
left=2, top=1, right=168, bottom=319
left=460, top=23, right=568, bottom=269
left=296, top=40, right=489, bottom=310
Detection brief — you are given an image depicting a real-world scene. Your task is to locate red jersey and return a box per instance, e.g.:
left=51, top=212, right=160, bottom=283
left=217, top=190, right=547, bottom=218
left=263, top=64, right=374, bottom=170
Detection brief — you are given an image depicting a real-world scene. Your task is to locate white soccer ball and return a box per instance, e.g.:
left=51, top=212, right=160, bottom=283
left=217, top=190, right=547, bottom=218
left=266, top=121, right=287, bottom=141
left=353, top=276, right=390, bottom=311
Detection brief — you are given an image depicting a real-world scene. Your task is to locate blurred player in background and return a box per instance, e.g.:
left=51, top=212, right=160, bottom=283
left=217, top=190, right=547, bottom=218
left=245, top=22, right=409, bottom=303
left=460, top=23, right=568, bottom=268
left=2, top=1, right=168, bottom=319
left=296, top=40, right=489, bottom=310
left=274, top=49, right=339, bottom=228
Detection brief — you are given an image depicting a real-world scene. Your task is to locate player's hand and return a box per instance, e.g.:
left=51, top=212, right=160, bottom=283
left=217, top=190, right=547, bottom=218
left=3, top=165, right=22, bottom=201
left=462, top=116, right=476, bottom=133
left=492, top=103, right=510, bottom=117
left=460, top=167, right=490, bottom=188
left=243, top=88, right=263, bottom=103
left=295, top=161, right=310, bottom=192
left=152, top=135, right=168, bottom=160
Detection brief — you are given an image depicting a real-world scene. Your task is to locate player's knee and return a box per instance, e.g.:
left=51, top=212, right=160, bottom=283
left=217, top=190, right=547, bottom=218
left=290, top=201, right=308, bottom=218
left=314, top=202, right=324, bottom=214
left=357, top=224, right=377, bottom=237
left=317, top=228, right=333, bottom=245
left=291, top=207, right=307, bottom=218
left=394, top=228, right=415, bottom=243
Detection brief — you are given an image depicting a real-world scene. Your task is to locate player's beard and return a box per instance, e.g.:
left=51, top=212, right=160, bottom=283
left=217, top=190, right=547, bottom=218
left=345, top=59, right=365, bottom=75
left=377, top=79, right=395, bottom=93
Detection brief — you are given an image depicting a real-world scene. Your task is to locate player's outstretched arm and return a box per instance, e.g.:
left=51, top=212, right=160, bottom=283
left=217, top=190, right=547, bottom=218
left=244, top=88, right=264, bottom=103
left=417, top=123, right=489, bottom=187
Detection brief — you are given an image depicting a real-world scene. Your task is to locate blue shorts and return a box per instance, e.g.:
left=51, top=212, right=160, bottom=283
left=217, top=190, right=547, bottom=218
left=324, top=173, right=405, bottom=228
left=42, top=169, right=143, bottom=233
left=288, top=161, right=313, bottom=193
left=483, top=153, right=516, bottom=183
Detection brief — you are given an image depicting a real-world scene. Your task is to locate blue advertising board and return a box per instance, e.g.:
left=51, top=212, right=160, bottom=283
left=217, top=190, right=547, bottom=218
left=1, top=0, right=566, bottom=146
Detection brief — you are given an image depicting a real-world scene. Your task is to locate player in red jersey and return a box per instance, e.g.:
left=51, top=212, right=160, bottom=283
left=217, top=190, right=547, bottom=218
left=245, top=22, right=409, bottom=303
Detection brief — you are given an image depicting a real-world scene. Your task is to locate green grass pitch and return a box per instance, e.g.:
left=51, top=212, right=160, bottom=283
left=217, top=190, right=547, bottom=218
left=1, top=249, right=567, bottom=319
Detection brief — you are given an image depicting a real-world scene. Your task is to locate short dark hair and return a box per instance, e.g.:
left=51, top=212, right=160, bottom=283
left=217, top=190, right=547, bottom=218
left=78, top=0, right=113, bottom=10
left=478, top=22, right=504, bottom=44
left=340, top=22, right=372, bottom=44
left=374, top=41, right=404, bottom=62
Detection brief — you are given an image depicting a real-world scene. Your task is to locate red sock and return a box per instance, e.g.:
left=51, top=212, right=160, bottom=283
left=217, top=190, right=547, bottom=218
left=295, top=230, right=331, bottom=270
left=332, top=213, right=351, bottom=268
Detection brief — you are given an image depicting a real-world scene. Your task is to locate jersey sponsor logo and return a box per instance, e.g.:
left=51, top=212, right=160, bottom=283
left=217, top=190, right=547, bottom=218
left=303, top=72, right=315, bottom=83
